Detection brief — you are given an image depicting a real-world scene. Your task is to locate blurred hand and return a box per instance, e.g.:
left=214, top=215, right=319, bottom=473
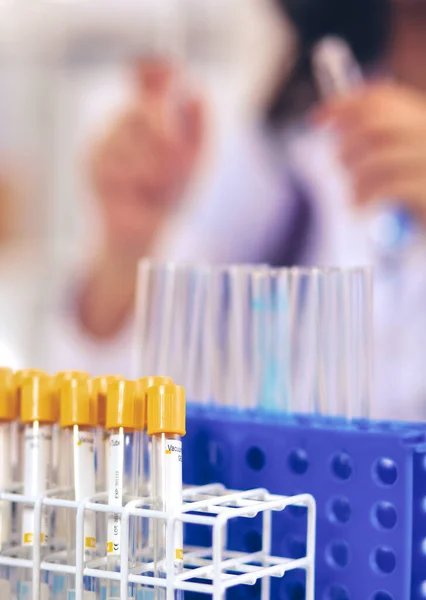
left=81, top=61, right=205, bottom=338
left=314, top=82, right=426, bottom=223
left=90, top=60, right=205, bottom=261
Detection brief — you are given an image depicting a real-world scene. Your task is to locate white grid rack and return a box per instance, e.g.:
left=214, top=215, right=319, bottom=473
left=0, top=484, right=316, bottom=600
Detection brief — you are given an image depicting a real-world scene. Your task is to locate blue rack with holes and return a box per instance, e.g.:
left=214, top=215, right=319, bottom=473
left=183, top=407, right=426, bottom=600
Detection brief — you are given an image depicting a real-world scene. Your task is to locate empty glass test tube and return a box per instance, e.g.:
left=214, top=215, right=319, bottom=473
left=147, top=384, right=186, bottom=600
left=51, top=376, right=99, bottom=599
left=18, top=372, right=57, bottom=600
left=105, top=379, right=143, bottom=599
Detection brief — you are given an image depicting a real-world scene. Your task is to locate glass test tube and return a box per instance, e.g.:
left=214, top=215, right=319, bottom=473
left=105, top=379, right=143, bottom=599
left=53, top=371, right=91, bottom=554
left=147, top=384, right=186, bottom=600
left=13, top=370, right=45, bottom=491
left=18, top=372, right=57, bottom=600
left=0, top=368, right=19, bottom=596
left=51, top=376, right=99, bottom=599
left=92, top=375, right=121, bottom=494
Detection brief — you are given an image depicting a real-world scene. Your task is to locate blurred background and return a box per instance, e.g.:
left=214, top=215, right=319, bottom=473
left=1, top=0, right=426, bottom=421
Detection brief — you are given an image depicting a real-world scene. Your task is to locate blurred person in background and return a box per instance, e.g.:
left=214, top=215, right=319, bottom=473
left=73, top=0, right=426, bottom=419
left=0, top=62, right=205, bottom=375
left=4, top=0, right=426, bottom=420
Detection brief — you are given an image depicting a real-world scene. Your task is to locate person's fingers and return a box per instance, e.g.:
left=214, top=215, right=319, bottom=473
left=350, top=155, right=426, bottom=209
left=133, top=59, right=177, bottom=98
left=180, top=95, right=207, bottom=163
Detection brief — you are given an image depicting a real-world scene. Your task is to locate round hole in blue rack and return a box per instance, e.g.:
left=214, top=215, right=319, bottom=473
left=331, top=452, right=353, bottom=480
left=374, top=458, right=398, bottom=486
left=282, top=535, right=307, bottom=559
left=326, top=540, right=350, bottom=569
left=323, top=584, right=350, bottom=600
left=285, top=581, right=305, bottom=600
left=371, top=593, right=393, bottom=600
left=244, top=530, right=262, bottom=552
left=374, top=502, right=398, bottom=530
left=328, top=496, right=352, bottom=524
left=246, top=446, right=265, bottom=471
left=373, top=547, right=396, bottom=574
left=288, top=449, right=309, bottom=475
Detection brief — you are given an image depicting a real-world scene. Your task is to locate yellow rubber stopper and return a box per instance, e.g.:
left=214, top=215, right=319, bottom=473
left=147, top=384, right=186, bottom=437
left=106, top=379, right=142, bottom=431
left=92, top=375, right=122, bottom=427
left=60, top=377, right=97, bottom=429
left=20, top=373, right=57, bottom=424
left=137, top=376, right=174, bottom=430
left=0, top=367, right=18, bottom=422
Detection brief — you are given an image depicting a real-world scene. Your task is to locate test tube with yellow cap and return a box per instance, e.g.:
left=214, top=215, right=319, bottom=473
left=147, top=384, right=186, bottom=600
left=92, top=374, right=121, bottom=494
left=53, top=376, right=98, bottom=599
left=105, top=378, right=143, bottom=599
left=0, top=368, right=18, bottom=596
left=18, top=372, right=57, bottom=600
left=53, top=371, right=91, bottom=551
left=137, top=376, right=173, bottom=499
left=13, top=369, right=45, bottom=489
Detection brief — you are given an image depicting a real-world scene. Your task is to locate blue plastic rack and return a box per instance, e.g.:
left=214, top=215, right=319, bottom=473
left=183, top=407, right=426, bottom=600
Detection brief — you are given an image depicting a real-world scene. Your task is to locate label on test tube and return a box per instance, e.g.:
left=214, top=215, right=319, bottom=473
left=164, top=439, right=183, bottom=564
left=107, top=432, right=124, bottom=556
left=73, top=429, right=97, bottom=553
left=22, top=425, right=51, bottom=546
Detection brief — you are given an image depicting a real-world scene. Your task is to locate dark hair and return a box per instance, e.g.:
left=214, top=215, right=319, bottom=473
left=266, top=0, right=392, bottom=125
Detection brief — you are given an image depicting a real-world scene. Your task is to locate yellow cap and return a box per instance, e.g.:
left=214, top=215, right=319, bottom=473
left=92, top=375, right=122, bottom=427
left=106, top=379, right=142, bottom=431
left=0, top=368, right=18, bottom=422
left=20, top=373, right=57, bottom=424
left=137, top=376, right=174, bottom=429
left=15, top=369, right=45, bottom=400
left=54, top=370, right=90, bottom=395
left=147, top=384, right=186, bottom=437
left=60, top=377, right=97, bottom=429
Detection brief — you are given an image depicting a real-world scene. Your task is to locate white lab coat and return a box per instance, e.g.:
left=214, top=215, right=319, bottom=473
left=1, top=121, right=425, bottom=420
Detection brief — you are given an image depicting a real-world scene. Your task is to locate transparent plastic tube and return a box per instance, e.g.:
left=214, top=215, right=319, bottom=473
left=313, top=36, right=416, bottom=259
left=17, top=372, right=57, bottom=600
left=92, top=375, right=122, bottom=494
left=49, top=375, right=98, bottom=600
left=53, top=371, right=91, bottom=553
left=147, top=384, right=186, bottom=600
left=288, top=268, right=321, bottom=415
left=105, top=379, right=143, bottom=600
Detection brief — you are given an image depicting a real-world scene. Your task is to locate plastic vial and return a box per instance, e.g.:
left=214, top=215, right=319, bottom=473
left=52, top=371, right=91, bottom=555
left=0, top=367, right=19, bottom=597
left=137, top=377, right=174, bottom=499
left=147, top=384, right=186, bottom=600
left=92, top=375, right=121, bottom=494
left=105, top=379, right=143, bottom=599
left=13, top=369, right=45, bottom=493
left=18, top=372, right=58, bottom=600
left=50, top=375, right=99, bottom=600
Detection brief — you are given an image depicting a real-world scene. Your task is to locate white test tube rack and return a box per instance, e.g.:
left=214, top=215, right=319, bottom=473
left=0, top=484, right=316, bottom=600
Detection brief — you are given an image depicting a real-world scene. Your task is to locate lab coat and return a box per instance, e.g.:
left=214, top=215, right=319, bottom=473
left=1, top=121, right=425, bottom=420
